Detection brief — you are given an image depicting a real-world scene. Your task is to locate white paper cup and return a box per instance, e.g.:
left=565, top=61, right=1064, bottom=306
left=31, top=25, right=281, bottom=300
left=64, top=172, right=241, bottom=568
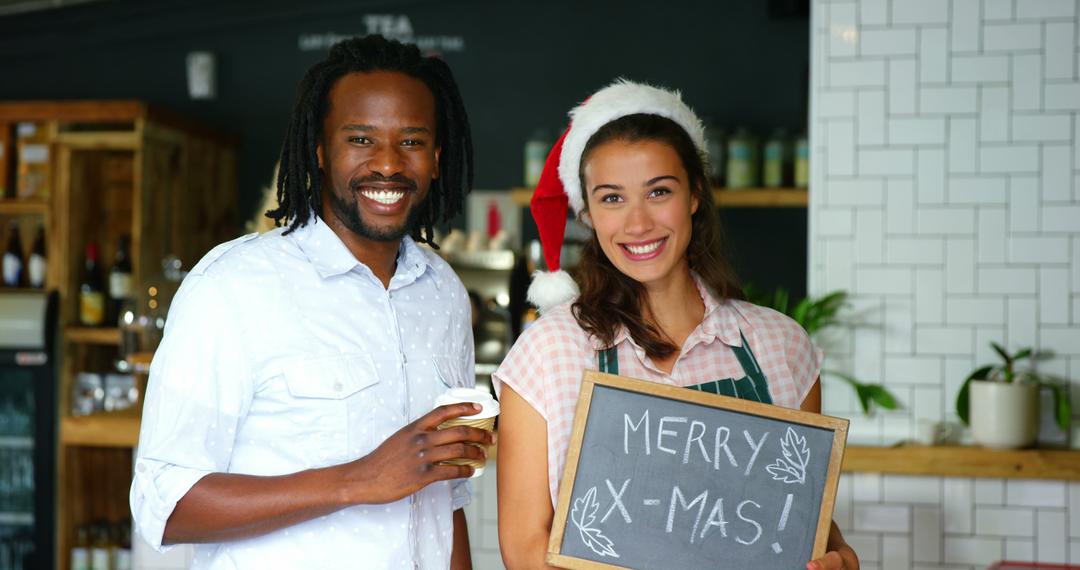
left=434, top=387, right=499, bottom=477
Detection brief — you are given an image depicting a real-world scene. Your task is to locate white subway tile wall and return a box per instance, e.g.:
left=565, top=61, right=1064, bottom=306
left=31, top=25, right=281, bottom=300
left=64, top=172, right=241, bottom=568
left=811, top=0, right=1080, bottom=567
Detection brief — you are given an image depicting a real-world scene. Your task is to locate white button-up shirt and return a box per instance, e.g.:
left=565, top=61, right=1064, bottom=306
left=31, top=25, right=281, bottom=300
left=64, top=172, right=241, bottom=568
left=131, top=217, right=475, bottom=569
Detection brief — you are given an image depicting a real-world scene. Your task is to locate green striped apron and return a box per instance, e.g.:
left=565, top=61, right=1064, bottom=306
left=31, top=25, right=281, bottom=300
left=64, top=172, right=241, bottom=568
left=596, top=330, right=773, bottom=404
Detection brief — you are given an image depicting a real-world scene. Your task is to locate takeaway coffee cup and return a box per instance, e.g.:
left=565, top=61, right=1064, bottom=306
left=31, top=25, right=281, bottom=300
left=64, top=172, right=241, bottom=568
left=433, top=387, right=499, bottom=477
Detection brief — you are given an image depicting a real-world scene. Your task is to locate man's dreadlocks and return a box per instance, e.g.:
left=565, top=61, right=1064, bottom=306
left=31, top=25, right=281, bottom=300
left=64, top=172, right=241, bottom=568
left=268, top=34, right=473, bottom=247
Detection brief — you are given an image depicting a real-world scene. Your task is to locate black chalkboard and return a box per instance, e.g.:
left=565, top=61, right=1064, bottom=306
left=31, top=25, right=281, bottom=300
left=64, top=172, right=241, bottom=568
left=548, top=372, right=848, bottom=570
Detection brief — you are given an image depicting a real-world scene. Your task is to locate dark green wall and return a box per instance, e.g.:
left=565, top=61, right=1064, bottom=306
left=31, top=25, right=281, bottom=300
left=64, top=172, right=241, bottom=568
left=0, top=0, right=809, bottom=297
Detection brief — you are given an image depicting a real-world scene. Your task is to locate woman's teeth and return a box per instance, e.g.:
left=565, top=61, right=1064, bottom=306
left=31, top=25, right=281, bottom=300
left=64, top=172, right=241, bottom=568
left=625, top=240, right=663, bottom=255
left=362, top=190, right=406, bottom=205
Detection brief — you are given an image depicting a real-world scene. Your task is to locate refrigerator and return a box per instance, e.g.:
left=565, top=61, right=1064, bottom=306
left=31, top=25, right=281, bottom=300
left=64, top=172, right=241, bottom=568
left=0, top=291, right=57, bottom=570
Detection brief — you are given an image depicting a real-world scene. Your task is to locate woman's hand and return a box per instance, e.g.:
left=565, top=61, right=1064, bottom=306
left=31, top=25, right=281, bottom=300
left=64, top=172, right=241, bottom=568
left=807, top=521, right=859, bottom=569
left=808, top=549, right=858, bottom=570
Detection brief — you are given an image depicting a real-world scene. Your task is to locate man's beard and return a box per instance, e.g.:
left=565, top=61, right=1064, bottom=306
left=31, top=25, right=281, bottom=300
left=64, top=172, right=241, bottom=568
left=328, top=175, right=425, bottom=242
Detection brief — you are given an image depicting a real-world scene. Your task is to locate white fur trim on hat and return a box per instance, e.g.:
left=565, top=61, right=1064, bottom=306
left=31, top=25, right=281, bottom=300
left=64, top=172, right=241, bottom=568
left=526, top=269, right=579, bottom=314
left=558, top=79, right=707, bottom=216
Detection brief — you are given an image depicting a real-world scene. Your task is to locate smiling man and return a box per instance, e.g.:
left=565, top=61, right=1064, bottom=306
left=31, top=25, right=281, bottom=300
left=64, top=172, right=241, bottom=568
left=131, top=35, right=486, bottom=569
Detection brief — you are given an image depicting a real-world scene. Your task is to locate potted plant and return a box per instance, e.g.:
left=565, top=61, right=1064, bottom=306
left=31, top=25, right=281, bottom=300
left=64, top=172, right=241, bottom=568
left=745, top=287, right=899, bottom=415
left=956, top=343, right=1072, bottom=449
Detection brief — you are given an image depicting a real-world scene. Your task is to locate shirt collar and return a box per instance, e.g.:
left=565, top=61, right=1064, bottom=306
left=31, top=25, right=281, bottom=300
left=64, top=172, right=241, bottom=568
left=291, top=216, right=439, bottom=286
left=589, top=273, right=743, bottom=351
left=695, top=274, right=743, bottom=348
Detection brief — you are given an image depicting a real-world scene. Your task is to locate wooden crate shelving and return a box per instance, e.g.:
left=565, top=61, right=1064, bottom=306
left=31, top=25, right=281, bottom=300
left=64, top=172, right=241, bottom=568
left=0, top=101, right=237, bottom=570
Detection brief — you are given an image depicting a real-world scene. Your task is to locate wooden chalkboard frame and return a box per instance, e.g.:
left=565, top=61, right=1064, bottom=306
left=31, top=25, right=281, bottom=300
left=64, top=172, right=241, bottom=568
left=547, top=371, right=850, bottom=570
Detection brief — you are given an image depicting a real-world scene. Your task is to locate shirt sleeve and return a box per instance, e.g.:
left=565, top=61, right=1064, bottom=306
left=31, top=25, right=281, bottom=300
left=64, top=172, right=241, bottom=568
left=130, top=272, right=254, bottom=551
left=491, top=319, right=549, bottom=421
left=783, top=317, right=822, bottom=407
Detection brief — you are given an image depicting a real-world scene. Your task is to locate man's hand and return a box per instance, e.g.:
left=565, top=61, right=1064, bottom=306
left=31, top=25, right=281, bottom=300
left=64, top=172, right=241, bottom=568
left=340, top=403, right=494, bottom=505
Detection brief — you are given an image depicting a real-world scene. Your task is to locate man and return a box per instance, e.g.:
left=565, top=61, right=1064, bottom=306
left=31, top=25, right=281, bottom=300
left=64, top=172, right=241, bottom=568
left=131, top=35, right=490, bottom=569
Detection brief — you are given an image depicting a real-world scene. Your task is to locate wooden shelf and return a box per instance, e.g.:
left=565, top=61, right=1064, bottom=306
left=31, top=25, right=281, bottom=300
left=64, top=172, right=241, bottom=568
left=842, top=443, right=1080, bottom=481
left=712, top=188, right=808, bottom=207
left=0, top=199, right=48, bottom=215
left=127, top=351, right=153, bottom=374
left=509, top=187, right=808, bottom=208
left=60, top=415, right=140, bottom=448
left=65, top=326, right=120, bottom=345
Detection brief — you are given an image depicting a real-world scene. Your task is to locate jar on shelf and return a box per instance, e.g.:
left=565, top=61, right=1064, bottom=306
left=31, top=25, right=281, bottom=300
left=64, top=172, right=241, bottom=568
left=794, top=133, right=809, bottom=188
left=725, top=127, right=758, bottom=189
left=762, top=128, right=789, bottom=188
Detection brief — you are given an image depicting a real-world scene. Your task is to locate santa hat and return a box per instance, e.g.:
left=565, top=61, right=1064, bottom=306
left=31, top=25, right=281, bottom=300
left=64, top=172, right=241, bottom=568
left=526, top=79, right=708, bottom=313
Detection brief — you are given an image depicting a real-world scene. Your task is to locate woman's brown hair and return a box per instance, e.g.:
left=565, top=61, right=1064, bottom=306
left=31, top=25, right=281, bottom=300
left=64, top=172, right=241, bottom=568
left=571, top=114, right=743, bottom=359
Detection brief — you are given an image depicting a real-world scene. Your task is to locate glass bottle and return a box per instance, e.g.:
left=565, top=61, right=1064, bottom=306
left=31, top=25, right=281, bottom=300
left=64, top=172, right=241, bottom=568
left=70, top=526, right=90, bottom=570
left=27, top=224, right=45, bottom=289
left=113, top=520, right=132, bottom=570
left=88, top=522, right=110, bottom=570
left=794, top=133, right=810, bottom=188
left=725, top=127, right=759, bottom=189
left=2, top=221, right=25, bottom=288
left=762, top=129, right=788, bottom=188
left=107, top=234, right=132, bottom=325
left=79, top=243, right=105, bottom=326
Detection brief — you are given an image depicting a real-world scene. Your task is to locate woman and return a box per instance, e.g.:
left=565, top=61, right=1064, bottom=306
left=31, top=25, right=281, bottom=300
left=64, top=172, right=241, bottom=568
left=494, top=80, right=858, bottom=570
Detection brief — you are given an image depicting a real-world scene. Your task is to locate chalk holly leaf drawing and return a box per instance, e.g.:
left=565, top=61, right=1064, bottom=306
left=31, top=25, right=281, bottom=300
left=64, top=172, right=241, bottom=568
left=571, top=486, right=619, bottom=558
left=765, top=427, right=809, bottom=485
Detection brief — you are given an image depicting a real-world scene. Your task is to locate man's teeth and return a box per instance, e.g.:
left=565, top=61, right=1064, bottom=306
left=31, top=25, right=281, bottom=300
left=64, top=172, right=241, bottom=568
left=626, top=240, right=663, bottom=255
left=362, top=190, right=406, bottom=205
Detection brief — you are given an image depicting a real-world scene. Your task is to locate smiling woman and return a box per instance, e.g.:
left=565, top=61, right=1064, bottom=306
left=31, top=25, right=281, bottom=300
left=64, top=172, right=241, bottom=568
left=574, top=114, right=740, bottom=364
left=493, top=80, right=859, bottom=570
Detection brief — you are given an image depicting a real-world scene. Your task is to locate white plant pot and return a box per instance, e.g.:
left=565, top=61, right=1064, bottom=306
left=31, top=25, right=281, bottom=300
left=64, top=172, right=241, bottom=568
left=969, top=381, right=1039, bottom=449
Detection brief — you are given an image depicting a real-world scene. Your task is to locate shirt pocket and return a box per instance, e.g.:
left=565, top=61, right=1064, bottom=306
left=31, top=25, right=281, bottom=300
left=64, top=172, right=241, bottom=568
left=273, top=353, right=381, bottom=465
left=432, top=355, right=472, bottom=389
left=283, top=353, right=380, bottom=400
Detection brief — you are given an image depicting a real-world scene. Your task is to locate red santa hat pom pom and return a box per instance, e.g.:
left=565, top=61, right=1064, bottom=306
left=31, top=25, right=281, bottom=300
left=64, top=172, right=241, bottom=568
left=526, top=127, right=579, bottom=314
left=526, top=266, right=579, bottom=314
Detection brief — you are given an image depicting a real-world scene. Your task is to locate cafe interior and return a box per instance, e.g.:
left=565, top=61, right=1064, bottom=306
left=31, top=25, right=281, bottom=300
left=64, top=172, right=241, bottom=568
left=0, top=0, right=1077, bottom=569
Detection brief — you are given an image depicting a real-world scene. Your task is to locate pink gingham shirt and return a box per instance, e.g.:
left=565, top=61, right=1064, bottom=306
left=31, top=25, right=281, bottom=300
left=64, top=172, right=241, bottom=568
left=492, top=278, right=821, bottom=505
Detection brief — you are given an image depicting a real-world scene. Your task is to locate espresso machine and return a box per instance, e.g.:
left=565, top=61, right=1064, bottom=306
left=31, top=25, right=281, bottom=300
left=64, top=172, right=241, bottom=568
left=443, top=250, right=517, bottom=395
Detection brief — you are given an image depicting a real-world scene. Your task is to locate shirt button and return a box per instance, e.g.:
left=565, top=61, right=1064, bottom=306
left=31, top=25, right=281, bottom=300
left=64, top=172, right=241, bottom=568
left=333, top=382, right=344, bottom=391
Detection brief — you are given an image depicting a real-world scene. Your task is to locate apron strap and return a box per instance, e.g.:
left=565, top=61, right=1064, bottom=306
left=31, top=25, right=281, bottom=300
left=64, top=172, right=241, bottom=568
left=732, top=331, right=763, bottom=378
left=595, top=330, right=772, bottom=404
left=597, top=346, right=619, bottom=375
left=731, top=331, right=772, bottom=404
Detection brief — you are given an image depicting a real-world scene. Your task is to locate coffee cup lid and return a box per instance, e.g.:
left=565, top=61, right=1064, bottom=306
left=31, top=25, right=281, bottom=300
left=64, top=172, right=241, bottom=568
left=434, top=387, right=500, bottom=418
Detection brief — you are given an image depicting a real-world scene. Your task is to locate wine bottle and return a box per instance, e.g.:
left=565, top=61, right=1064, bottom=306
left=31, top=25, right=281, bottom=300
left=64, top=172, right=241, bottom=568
left=2, top=221, right=25, bottom=287
left=79, top=242, right=105, bottom=326
left=108, top=234, right=132, bottom=324
left=27, top=224, right=45, bottom=288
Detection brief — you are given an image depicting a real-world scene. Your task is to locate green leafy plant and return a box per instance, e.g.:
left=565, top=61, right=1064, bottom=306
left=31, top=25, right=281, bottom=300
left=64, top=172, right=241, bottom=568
left=955, top=342, right=1072, bottom=430
left=744, top=286, right=900, bottom=415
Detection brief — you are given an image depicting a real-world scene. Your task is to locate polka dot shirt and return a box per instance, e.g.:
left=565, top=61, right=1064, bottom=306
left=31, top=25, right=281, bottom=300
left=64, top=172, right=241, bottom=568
left=131, top=218, right=474, bottom=569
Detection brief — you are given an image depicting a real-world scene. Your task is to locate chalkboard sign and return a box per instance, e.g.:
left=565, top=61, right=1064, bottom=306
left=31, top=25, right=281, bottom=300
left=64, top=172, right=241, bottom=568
left=547, top=371, right=849, bottom=570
